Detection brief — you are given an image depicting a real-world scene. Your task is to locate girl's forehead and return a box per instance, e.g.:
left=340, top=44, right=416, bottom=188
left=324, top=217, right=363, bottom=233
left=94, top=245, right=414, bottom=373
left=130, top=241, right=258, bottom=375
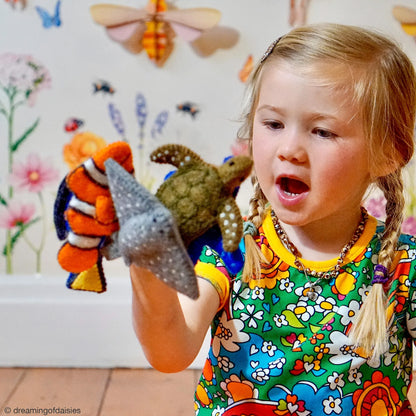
left=263, top=59, right=354, bottom=89
left=257, top=62, right=361, bottom=124
left=259, top=60, right=359, bottom=108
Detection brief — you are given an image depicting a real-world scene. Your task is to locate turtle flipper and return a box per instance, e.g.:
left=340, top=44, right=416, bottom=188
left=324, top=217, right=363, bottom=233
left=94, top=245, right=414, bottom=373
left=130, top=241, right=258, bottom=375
left=104, top=158, right=199, bottom=299
left=150, top=144, right=205, bottom=169
left=217, top=197, right=243, bottom=252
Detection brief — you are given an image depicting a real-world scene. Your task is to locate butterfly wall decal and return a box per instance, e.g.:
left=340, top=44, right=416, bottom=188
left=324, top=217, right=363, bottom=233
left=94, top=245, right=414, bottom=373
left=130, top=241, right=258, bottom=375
left=90, top=0, right=239, bottom=67
left=35, top=0, right=61, bottom=28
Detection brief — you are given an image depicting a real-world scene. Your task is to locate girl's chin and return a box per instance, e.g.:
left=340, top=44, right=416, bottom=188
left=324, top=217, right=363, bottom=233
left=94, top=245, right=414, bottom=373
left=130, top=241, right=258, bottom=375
left=268, top=205, right=309, bottom=227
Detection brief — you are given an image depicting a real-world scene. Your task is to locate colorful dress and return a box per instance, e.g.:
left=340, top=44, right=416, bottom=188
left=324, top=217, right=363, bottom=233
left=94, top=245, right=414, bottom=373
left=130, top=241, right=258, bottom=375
left=194, top=211, right=416, bottom=415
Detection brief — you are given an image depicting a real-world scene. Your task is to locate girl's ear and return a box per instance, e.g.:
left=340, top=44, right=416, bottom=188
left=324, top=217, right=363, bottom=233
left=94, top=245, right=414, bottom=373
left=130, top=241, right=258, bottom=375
left=371, top=157, right=400, bottom=180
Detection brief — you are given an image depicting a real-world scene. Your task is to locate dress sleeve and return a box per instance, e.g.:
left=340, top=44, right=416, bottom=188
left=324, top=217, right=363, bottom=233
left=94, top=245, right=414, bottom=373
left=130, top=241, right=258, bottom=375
left=399, top=235, right=416, bottom=341
left=194, top=245, right=232, bottom=311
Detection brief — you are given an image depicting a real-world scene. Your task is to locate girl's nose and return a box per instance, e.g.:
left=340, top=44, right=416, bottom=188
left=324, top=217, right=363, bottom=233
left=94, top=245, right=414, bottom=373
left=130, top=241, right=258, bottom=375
left=277, top=130, right=307, bottom=163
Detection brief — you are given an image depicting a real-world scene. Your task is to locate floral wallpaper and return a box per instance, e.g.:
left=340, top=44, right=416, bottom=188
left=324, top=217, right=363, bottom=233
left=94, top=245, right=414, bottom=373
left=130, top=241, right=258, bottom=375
left=0, top=54, right=58, bottom=274
left=1, top=0, right=416, bottom=277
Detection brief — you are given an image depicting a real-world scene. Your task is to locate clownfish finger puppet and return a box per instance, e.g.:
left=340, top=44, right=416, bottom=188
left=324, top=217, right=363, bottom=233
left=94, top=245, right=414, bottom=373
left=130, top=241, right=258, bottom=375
left=54, top=141, right=134, bottom=293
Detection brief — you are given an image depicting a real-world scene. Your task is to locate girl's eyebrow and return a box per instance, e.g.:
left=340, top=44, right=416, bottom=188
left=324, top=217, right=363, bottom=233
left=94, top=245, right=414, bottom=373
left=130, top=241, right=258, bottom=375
left=256, top=104, right=281, bottom=113
left=256, top=104, right=341, bottom=122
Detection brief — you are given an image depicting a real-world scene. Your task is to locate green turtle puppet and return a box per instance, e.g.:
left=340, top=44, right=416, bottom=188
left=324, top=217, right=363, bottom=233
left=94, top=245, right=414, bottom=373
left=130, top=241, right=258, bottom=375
left=104, top=143, right=253, bottom=299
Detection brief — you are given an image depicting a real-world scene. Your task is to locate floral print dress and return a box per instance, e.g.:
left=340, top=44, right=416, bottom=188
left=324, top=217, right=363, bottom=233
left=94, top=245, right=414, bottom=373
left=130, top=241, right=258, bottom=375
left=194, top=212, right=416, bottom=416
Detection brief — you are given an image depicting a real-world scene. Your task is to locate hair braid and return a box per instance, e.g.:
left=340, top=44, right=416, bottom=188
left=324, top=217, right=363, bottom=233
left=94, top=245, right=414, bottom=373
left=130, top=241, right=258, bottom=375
left=349, top=171, right=405, bottom=359
left=377, top=172, right=405, bottom=267
left=242, top=174, right=269, bottom=282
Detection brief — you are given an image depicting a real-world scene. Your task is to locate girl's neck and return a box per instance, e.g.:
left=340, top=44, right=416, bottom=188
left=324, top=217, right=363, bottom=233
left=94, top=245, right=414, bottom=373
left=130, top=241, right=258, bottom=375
left=278, top=207, right=364, bottom=262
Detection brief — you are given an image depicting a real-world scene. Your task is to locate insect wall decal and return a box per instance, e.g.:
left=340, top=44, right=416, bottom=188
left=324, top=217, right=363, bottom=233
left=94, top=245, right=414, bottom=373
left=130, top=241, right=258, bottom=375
left=239, top=55, right=253, bottom=83
left=35, top=0, right=62, bottom=28
left=64, top=117, right=84, bottom=133
left=393, top=5, right=416, bottom=38
left=93, top=80, right=115, bottom=95
left=289, top=0, right=310, bottom=27
left=176, top=101, right=199, bottom=118
left=4, top=0, right=27, bottom=10
left=90, top=0, right=238, bottom=67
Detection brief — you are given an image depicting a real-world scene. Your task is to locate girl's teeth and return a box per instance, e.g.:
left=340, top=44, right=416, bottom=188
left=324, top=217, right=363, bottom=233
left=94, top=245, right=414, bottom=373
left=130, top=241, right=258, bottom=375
left=284, top=191, right=299, bottom=196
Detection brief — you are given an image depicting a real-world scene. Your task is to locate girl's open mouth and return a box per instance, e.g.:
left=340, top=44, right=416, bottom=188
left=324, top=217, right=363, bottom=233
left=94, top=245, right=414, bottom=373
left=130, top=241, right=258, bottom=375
left=276, top=176, right=310, bottom=207
left=279, top=177, right=310, bottom=196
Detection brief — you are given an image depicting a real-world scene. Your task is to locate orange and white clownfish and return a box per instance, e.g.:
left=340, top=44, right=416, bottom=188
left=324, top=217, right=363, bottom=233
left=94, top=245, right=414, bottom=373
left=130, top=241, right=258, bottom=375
left=54, top=141, right=134, bottom=292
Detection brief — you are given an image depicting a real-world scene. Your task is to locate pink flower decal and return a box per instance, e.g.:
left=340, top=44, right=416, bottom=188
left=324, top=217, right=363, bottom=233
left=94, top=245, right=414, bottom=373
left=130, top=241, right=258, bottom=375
left=10, top=154, right=59, bottom=193
left=402, top=216, right=416, bottom=235
left=0, top=201, right=36, bottom=229
left=365, top=196, right=386, bottom=220
left=0, top=53, right=51, bottom=106
left=231, top=138, right=249, bottom=157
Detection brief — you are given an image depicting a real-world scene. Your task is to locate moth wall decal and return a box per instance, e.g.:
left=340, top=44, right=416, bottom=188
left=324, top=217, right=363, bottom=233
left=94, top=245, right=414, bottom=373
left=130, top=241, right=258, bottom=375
left=90, top=0, right=239, bottom=67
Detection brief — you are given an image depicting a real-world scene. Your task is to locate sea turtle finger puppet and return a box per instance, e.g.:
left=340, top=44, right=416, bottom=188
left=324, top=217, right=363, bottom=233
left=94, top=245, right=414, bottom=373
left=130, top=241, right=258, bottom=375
left=54, top=141, right=134, bottom=293
left=104, top=144, right=252, bottom=299
left=151, top=144, right=253, bottom=252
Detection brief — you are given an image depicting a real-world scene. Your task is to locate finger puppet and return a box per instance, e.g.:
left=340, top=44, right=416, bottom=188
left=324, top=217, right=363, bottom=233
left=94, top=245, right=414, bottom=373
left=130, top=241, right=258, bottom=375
left=55, top=142, right=252, bottom=298
left=54, top=141, right=134, bottom=293
left=89, top=0, right=237, bottom=67
left=151, top=144, right=253, bottom=251
left=104, top=144, right=253, bottom=299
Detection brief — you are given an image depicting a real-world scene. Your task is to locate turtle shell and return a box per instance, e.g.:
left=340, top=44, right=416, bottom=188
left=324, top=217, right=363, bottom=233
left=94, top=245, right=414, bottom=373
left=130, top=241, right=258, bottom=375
left=155, top=162, right=223, bottom=246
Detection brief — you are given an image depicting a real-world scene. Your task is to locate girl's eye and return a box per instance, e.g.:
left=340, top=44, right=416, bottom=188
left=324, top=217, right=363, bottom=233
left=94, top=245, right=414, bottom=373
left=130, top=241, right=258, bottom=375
left=313, top=128, right=337, bottom=139
left=264, top=120, right=283, bottom=130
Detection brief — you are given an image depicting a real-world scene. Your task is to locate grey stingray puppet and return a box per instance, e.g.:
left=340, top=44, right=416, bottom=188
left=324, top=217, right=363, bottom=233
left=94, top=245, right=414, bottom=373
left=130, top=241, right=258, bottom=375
left=104, top=143, right=253, bottom=299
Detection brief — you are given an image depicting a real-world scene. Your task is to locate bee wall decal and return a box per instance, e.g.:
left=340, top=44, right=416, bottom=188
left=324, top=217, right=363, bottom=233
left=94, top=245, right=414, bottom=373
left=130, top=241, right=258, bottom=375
left=176, top=101, right=199, bottom=118
left=93, top=80, right=115, bottom=95
left=90, top=0, right=238, bottom=67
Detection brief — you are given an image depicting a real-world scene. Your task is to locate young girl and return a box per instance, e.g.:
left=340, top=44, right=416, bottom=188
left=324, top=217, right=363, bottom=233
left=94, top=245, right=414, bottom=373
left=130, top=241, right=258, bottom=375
left=126, top=23, right=416, bottom=415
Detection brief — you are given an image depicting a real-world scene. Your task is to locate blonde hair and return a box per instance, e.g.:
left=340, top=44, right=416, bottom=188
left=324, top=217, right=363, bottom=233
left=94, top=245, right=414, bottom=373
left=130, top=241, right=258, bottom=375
left=239, top=23, right=416, bottom=358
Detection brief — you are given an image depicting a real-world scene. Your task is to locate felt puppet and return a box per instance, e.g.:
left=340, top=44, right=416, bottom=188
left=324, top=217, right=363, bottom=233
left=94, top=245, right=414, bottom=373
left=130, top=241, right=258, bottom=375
left=54, top=141, right=134, bottom=293
left=55, top=142, right=252, bottom=299
left=90, top=0, right=239, bottom=67
left=150, top=144, right=253, bottom=252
